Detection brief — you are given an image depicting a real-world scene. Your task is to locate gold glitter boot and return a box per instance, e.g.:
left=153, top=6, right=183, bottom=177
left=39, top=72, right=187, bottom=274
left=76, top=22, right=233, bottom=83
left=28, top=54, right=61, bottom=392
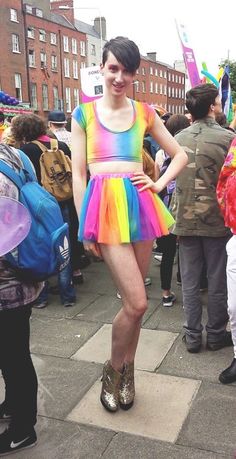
left=119, top=361, right=135, bottom=410
left=100, top=360, right=122, bottom=412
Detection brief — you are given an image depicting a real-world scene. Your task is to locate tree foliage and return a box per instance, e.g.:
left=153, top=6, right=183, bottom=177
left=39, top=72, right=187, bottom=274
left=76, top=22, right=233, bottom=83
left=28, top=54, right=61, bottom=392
left=220, top=60, right=236, bottom=102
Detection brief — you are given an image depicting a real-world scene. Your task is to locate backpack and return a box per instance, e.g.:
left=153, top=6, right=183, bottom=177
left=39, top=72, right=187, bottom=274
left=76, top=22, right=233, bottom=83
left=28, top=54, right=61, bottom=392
left=0, top=150, right=70, bottom=282
left=158, top=153, right=176, bottom=208
left=33, top=139, right=73, bottom=201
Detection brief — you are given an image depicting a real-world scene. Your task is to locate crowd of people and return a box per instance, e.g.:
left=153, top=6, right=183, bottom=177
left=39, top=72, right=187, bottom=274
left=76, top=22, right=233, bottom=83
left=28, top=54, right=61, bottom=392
left=0, top=35, right=236, bottom=456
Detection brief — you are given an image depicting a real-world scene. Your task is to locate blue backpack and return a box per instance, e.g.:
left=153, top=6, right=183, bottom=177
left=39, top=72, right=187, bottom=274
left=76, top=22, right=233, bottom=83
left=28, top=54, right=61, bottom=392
left=0, top=150, right=70, bottom=282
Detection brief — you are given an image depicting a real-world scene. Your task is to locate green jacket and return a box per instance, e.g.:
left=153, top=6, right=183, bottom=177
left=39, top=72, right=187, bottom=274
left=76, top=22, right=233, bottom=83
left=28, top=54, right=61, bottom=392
left=172, top=117, right=235, bottom=237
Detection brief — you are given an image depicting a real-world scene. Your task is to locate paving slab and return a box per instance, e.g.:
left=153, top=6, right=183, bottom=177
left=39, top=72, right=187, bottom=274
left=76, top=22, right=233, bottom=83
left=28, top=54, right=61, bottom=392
left=71, top=324, right=178, bottom=371
left=74, top=294, right=158, bottom=325
left=143, top=302, right=185, bottom=332
left=32, top=291, right=100, bottom=319
left=67, top=371, right=201, bottom=443
left=30, top=315, right=101, bottom=358
left=0, top=417, right=115, bottom=459
left=159, top=333, right=236, bottom=383
left=32, top=355, right=102, bottom=419
left=74, top=270, right=115, bottom=295
left=102, top=432, right=230, bottom=459
left=178, top=382, right=236, bottom=456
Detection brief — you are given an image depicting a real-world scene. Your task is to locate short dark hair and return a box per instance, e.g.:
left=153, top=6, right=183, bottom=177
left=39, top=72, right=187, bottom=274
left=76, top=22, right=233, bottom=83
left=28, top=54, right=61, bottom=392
left=11, top=114, right=47, bottom=142
left=0, top=111, right=5, bottom=123
left=102, top=36, right=140, bottom=74
left=186, top=83, right=219, bottom=120
left=165, top=114, right=190, bottom=137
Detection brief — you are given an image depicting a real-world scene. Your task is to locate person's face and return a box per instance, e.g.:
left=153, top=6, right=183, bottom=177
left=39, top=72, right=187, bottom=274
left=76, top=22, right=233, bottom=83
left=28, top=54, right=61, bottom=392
left=213, top=95, right=222, bottom=115
left=101, top=51, right=135, bottom=96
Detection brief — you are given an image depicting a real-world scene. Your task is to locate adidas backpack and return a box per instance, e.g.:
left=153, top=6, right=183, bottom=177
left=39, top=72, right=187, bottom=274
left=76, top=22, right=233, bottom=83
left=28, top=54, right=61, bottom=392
left=33, top=139, right=73, bottom=201
left=0, top=149, right=70, bottom=282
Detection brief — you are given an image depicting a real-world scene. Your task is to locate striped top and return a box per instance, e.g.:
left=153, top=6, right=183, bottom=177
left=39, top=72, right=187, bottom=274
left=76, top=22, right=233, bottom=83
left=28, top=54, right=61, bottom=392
left=72, top=100, right=156, bottom=164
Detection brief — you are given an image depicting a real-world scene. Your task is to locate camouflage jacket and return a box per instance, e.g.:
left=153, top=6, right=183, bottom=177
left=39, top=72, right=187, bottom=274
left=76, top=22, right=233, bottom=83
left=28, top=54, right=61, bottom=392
left=172, top=117, right=235, bottom=237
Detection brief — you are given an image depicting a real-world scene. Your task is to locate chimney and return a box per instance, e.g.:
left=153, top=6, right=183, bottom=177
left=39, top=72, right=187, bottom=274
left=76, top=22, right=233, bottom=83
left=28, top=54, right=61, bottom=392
left=147, top=52, right=157, bottom=62
left=50, top=0, right=75, bottom=25
left=94, top=17, right=106, bottom=40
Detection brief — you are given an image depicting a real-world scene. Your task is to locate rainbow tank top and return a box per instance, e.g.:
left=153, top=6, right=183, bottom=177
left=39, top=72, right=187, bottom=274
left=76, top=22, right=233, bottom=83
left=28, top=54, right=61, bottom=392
left=72, top=100, right=155, bottom=164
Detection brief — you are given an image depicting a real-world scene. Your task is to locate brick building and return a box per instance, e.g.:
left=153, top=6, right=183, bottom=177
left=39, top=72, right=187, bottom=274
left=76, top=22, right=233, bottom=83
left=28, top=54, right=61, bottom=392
left=0, top=0, right=186, bottom=118
left=0, top=0, right=29, bottom=104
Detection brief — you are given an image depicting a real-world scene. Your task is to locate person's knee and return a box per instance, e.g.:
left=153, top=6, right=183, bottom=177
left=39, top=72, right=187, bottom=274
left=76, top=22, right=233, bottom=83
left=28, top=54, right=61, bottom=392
left=126, top=298, right=147, bottom=320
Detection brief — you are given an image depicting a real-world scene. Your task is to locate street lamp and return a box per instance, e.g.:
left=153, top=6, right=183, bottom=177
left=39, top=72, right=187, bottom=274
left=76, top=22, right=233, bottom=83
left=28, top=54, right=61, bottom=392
left=58, top=5, right=103, bottom=61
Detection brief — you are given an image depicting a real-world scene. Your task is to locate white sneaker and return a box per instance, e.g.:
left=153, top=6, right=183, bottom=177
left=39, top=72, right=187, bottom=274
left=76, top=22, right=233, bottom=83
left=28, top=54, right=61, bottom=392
left=154, top=254, right=162, bottom=262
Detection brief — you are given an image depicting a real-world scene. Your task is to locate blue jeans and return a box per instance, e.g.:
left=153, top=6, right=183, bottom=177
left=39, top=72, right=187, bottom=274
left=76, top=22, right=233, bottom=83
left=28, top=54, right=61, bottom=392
left=36, top=201, right=76, bottom=305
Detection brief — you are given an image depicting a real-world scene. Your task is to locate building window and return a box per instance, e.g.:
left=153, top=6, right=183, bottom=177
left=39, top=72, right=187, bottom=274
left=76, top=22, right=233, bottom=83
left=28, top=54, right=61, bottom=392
left=91, top=44, right=96, bottom=56
left=53, top=86, right=59, bottom=110
left=35, top=8, right=43, bottom=17
left=155, top=82, right=158, bottom=94
left=42, top=84, right=49, bottom=110
left=65, top=87, right=71, bottom=112
left=25, top=4, right=32, bottom=13
left=28, top=49, right=36, bottom=67
left=74, top=88, right=79, bottom=107
left=172, top=87, right=175, bottom=97
left=51, top=55, right=57, bottom=71
left=50, top=33, right=57, bottom=45
left=164, top=85, right=167, bottom=95
left=168, top=86, right=171, bottom=97
left=155, top=68, right=158, bottom=76
left=12, top=34, right=20, bottom=53
left=40, top=52, right=47, bottom=68
left=39, top=29, right=46, bottom=42
left=150, top=81, right=153, bottom=93
left=141, top=67, right=145, bottom=76
left=164, top=71, right=167, bottom=79
left=72, top=60, right=78, bottom=79
left=72, top=38, right=77, bottom=54
left=160, top=84, right=162, bottom=95
left=63, top=36, right=69, bottom=52
left=150, top=67, right=153, bottom=75
left=172, top=74, right=175, bottom=82
left=15, top=74, right=22, bottom=101
left=80, top=41, right=86, bottom=56
left=27, top=27, right=35, bottom=39
left=10, top=9, right=18, bottom=22
left=64, top=58, right=70, bottom=77
left=31, top=83, right=37, bottom=110
left=80, top=61, right=86, bottom=69
left=159, top=69, right=163, bottom=78
left=142, top=81, right=146, bottom=93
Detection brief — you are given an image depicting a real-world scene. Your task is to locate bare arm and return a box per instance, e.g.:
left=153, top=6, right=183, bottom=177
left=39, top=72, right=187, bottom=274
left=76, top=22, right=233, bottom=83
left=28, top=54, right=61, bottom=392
left=71, top=118, right=101, bottom=258
left=71, top=117, right=87, bottom=218
left=132, top=114, right=188, bottom=192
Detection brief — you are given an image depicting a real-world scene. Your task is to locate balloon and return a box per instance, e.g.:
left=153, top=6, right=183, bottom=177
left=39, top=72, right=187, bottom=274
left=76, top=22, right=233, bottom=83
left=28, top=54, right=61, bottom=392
left=216, top=67, right=224, bottom=82
left=201, top=62, right=212, bottom=83
left=200, top=70, right=219, bottom=88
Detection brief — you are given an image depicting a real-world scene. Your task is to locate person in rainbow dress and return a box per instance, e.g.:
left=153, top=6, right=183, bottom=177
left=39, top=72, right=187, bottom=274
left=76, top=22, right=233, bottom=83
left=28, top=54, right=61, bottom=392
left=71, top=36, right=188, bottom=412
left=217, top=137, right=236, bottom=384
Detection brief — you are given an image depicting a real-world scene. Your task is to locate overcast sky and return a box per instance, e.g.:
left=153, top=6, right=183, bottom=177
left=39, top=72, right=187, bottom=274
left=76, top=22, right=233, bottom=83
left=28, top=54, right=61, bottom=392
left=74, top=0, right=235, bottom=77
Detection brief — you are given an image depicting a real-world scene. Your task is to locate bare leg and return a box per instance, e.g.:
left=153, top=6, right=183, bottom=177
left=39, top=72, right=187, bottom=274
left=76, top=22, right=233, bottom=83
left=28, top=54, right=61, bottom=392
left=100, top=241, right=153, bottom=371
left=124, top=240, right=153, bottom=362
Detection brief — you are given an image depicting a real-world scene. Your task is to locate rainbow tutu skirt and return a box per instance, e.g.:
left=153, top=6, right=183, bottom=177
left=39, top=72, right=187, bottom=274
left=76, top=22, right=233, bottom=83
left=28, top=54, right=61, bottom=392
left=79, top=173, right=175, bottom=244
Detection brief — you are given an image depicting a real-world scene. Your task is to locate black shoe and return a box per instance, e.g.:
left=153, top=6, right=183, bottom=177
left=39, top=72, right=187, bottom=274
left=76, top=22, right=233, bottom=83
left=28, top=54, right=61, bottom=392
left=219, top=359, right=236, bottom=384
left=0, top=403, right=11, bottom=423
left=207, top=331, right=233, bottom=351
left=182, top=335, right=201, bottom=353
left=0, top=427, right=37, bottom=456
left=73, top=273, right=84, bottom=285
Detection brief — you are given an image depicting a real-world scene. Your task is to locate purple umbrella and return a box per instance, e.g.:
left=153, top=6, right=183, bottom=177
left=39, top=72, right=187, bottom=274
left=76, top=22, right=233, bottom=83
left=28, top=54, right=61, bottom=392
left=0, top=197, right=31, bottom=256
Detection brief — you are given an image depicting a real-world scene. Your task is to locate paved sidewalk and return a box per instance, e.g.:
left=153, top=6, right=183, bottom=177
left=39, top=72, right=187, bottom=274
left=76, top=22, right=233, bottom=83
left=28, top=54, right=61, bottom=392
left=0, top=257, right=236, bottom=458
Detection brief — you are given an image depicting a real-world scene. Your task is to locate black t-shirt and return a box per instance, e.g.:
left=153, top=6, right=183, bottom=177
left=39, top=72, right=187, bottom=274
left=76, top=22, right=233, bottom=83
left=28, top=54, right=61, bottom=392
left=20, top=139, right=71, bottom=184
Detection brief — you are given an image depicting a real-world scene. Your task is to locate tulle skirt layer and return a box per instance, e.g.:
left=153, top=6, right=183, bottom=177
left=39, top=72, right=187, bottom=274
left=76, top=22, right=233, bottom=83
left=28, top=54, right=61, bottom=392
left=78, top=173, right=175, bottom=244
